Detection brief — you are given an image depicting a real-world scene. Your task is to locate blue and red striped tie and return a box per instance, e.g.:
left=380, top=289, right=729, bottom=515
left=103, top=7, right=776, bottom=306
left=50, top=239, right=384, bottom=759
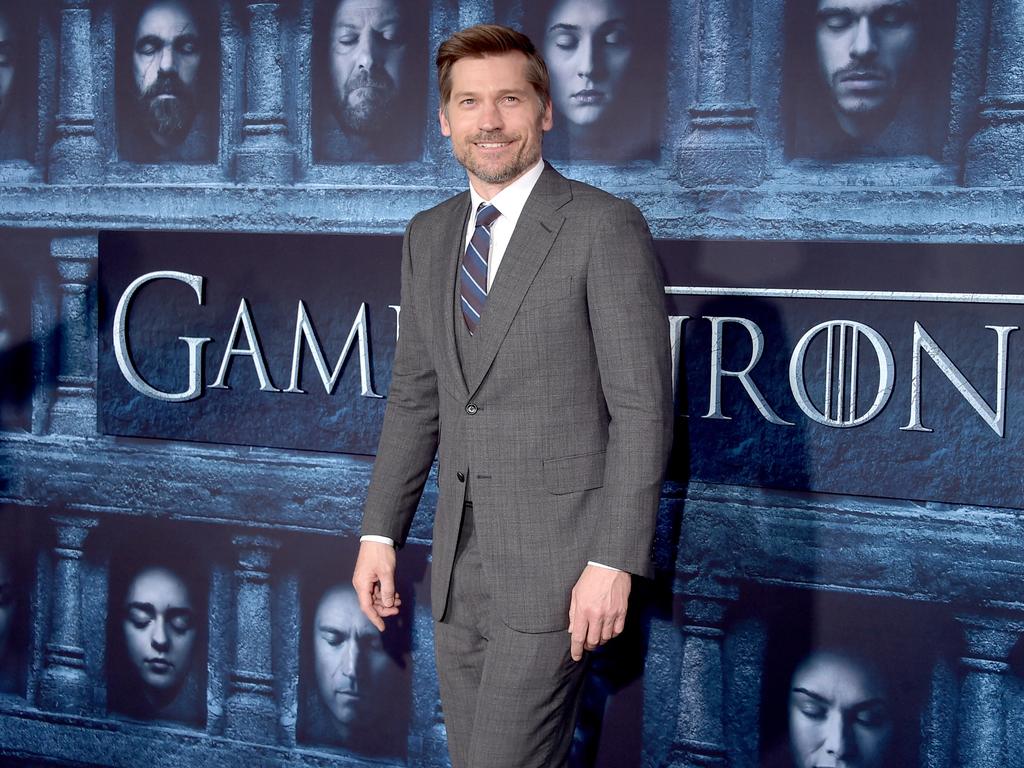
left=460, top=202, right=500, bottom=334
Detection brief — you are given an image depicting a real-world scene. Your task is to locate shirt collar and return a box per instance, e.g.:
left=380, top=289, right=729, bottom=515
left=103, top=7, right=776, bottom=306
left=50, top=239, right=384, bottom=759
left=468, top=158, right=545, bottom=226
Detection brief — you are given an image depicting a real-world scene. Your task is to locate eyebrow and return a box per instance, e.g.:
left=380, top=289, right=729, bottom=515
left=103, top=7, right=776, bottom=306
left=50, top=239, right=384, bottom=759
left=792, top=688, right=888, bottom=709
left=817, top=1, right=916, bottom=15
left=792, top=687, right=831, bottom=704
left=126, top=601, right=156, bottom=613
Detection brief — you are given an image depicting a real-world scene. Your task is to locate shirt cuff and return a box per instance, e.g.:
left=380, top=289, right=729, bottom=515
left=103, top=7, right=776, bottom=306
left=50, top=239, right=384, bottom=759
left=360, top=535, right=396, bottom=547
left=587, top=560, right=622, bottom=572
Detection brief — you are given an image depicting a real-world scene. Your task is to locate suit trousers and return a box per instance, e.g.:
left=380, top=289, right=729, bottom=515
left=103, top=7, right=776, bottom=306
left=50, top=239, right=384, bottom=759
left=434, top=502, right=589, bottom=768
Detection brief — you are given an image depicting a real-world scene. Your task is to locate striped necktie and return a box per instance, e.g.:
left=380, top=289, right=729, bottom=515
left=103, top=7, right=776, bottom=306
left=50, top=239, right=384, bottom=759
left=460, top=202, right=500, bottom=334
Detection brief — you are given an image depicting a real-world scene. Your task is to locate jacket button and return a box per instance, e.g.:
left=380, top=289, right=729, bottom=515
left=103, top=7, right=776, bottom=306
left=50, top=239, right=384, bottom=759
left=457, top=472, right=465, bottom=483
left=465, top=403, right=478, bottom=415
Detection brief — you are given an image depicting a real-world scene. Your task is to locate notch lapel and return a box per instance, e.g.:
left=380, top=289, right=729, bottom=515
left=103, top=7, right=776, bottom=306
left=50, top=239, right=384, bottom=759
left=463, top=166, right=572, bottom=395
left=435, top=193, right=472, bottom=399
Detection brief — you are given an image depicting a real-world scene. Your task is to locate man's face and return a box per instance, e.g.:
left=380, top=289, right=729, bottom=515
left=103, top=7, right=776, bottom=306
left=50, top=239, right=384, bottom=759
left=0, top=555, right=13, bottom=661
left=815, top=0, right=920, bottom=135
left=313, top=586, right=391, bottom=734
left=542, top=0, right=633, bottom=128
left=788, top=651, right=893, bottom=768
left=329, top=0, right=409, bottom=135
left=132, top=0, right=201, bottom=148
left=439, top=52, right=553, bottom=198
left=0, top=13, right=16, bottom=130
left=122, top=566, right=196, bottom=695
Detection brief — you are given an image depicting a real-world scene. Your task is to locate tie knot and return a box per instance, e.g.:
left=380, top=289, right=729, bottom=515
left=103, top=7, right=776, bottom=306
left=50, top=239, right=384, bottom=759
left=476, top=203, right=501, bottom=230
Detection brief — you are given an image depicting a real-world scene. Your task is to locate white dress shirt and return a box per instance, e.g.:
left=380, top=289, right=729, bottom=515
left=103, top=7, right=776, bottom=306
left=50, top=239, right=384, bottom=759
left=363, top=159, right=618, bottom=572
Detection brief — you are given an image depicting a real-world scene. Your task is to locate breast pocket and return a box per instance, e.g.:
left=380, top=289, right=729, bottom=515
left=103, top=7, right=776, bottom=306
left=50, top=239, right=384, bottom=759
left=519, top=276, right=574, bottom=315
left=543, top=450, right=606, bottom=495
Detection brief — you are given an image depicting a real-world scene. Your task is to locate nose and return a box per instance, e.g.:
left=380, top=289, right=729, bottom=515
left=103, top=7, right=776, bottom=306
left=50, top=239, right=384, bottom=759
left=353, top=32, right=380, bottom=72
left=821, top=712, right=849, bottom=761
left=157, top=44, right=176, bottom=73
left=337, top=640, right=359, bottom=680
left=576, top=37, right=595, bottom=80
left=150, top=616, right=169, bottom=651
left=849, top=15, right=878, bottom=59
left=477, top=99, right=505, bottom=132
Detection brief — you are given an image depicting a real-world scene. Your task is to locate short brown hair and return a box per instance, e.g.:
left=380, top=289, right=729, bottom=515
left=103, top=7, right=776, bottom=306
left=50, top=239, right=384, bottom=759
left=436, top=24, right=550, bottom=112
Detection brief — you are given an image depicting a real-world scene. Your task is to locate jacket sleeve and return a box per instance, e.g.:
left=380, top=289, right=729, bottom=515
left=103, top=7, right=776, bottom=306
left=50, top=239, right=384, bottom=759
left=584, top=201, right=673, bottom=577
left=360, top=215, right=440, bottom=546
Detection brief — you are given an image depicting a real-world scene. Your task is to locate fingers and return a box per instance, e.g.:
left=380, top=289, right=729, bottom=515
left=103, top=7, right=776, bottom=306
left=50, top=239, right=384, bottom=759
left=570, top=616, right=587, bottom=662
left=352, top=541, right=399, bottom=632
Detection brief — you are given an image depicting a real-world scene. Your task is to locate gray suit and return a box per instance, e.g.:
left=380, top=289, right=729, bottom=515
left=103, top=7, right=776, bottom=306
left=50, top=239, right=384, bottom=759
left=361, top=163, right=672, bottom=764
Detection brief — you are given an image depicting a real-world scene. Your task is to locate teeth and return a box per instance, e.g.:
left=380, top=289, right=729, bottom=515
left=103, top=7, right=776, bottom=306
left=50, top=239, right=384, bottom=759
left=479, top=143, right=508, bottom=148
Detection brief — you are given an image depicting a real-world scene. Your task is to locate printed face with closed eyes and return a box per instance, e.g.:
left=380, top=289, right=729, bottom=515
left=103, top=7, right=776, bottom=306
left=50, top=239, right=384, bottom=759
left=542, top=0, right=633, bottom=130
left=815, top=0, right=920, bottom=139
left=328, top=0, right=410, bottom=136
left=313, top=584, right=392, bottom=736
left=788, top=650, right=893, bottom=768
left=122, top=566, right=197, bottom=699
left=132, top=0, right=202, bottom=148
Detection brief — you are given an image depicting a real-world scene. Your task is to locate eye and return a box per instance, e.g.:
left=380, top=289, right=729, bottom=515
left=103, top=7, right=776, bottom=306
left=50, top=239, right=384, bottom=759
left=551, top=32, right=579, bottom=51
left=167, top=611, right=194, bottom=634
left=336, top=33, right=358, bottom=47
left=135, top=39, right=161, bottom=56
left=319, top=629, right=346, bottom=646
left=874, top=6, right=915, bottom=27
left=127, top=607, right=153, bottom=628
left=795, top=701, right=828, bottom=720
left=819, top=11, right=855, bottom=31
left=378, top=25, right=403, bottom=44
left=854, top=705, right=890, bottom=727
left=502, top=95, right=520, bottom=104
left=460, top=97, right=476, bottom=107
left=175, top=37, right=199, bottom=56
left=602, top=25, right=630, bottom=47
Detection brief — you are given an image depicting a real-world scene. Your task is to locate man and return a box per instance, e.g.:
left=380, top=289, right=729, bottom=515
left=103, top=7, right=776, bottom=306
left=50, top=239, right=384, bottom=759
left=118, top=564, right=199, bottom=715
left=308, top=583, right=406, bottom=757
left=352, top=24, right=672, bottom=768
left=805, top=0, right=924, bottom=155
left=122, top=0, right=212, bottom=162
left=318, top=0, right=424, bottom=163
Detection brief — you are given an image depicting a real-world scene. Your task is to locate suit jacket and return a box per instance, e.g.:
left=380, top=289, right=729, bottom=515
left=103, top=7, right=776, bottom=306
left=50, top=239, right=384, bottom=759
left=361, top=164, right=673, bottom=633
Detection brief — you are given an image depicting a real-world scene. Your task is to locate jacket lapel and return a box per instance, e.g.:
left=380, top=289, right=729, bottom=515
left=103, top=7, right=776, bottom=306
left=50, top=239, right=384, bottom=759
left=463, top=165, right=572, bottom=395
left=436, top=192, right=471, bottom=398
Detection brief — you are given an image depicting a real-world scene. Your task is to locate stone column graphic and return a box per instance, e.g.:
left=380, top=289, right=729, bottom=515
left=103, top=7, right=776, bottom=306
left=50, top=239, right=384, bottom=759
left=37, top=516, right=98, bottom=714
left=48, top=235, right=96, bottom=436
left=234, top=0, right=296, bottom=182
left=676, top=0, right=766, bottom=187
left=668, top=583, right=737, bottom=767
left=955, top=614, right=1021, bottom=768
left=963, top=0, right=1024, bottom=185
left=49, top=0, right=104, bottom=181
left=224, top=534, right=281, bottom=743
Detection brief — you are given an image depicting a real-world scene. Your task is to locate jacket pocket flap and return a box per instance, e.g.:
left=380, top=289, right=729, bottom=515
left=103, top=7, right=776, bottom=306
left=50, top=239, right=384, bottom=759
left=543, top=450, right=606, bottom=495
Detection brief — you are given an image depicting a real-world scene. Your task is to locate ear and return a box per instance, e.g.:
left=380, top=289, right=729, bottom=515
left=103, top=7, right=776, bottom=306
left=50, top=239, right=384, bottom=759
left=438, top=105, right=452, bottom=137
left=541, top=97, right=553, bottom=132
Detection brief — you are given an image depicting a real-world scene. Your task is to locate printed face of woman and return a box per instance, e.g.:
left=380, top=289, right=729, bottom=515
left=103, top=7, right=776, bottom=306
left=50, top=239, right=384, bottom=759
left=122, top=566, right=196, bottom=697
left=788, top=650, right=893, bottom=768
left=542, top=0, right=633, bottom=129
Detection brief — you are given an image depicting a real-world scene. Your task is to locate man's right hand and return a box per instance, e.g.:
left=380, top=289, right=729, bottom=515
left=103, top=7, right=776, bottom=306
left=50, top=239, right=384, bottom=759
left=352, top=540, right=400, bottom=631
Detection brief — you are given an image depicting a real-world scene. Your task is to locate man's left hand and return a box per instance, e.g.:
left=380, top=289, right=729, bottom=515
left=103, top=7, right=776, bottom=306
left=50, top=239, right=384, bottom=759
left=568, top=565, right=631, bottom=662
